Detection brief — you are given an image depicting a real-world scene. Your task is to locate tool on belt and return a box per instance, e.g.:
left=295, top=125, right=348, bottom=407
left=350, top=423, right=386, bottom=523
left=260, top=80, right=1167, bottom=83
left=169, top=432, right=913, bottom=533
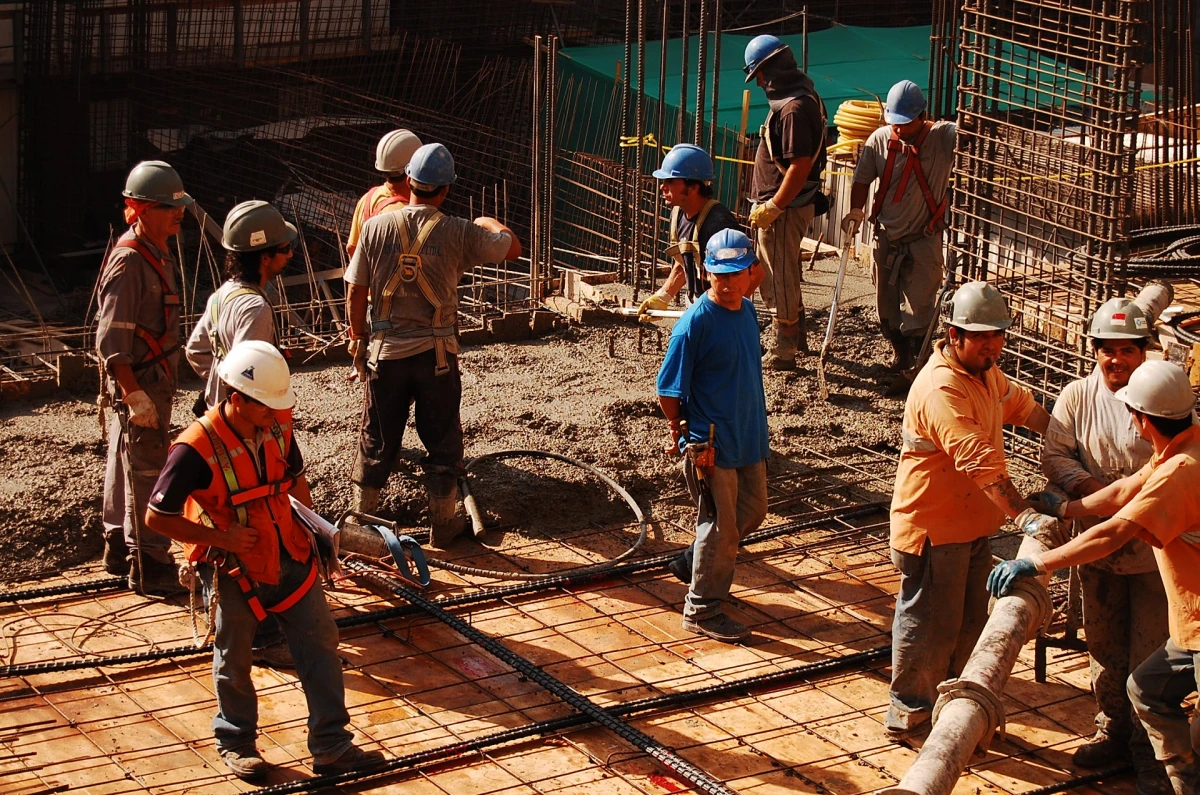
left=681, top=420, right=717, bottom=516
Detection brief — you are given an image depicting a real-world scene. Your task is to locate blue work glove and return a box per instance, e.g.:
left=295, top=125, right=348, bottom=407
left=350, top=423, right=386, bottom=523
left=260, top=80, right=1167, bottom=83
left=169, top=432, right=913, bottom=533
left=1026, top=490, right=1068, bottom=518
left=987, top=558, right=1043, bottom=597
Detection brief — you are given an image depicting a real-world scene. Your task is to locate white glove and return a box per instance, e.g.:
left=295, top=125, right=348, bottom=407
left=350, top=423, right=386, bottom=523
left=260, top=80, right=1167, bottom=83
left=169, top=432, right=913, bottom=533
left=123, top=389, right=159, bottom=429
left=841, top=207, right=865, bottom=235
left=1015, top=508, right=1070, bottom=548
left=749, top=199, right=783, bottom=229
left=348, top=338, right=368, bottom=382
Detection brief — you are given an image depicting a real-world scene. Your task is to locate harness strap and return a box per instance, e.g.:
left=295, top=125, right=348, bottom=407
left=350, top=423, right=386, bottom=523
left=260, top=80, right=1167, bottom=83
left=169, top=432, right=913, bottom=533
left=112, top=235, right=179, bottom=379
left=760, top=100, right=827, bottom=206
left=205, top=552, right=317, bottom=620
left=207, top=283, right=275, bottom=363
left=869, top=121, right=947, bottom=235
left=197, top=414, right=291, bottom=527
left=368, top=211, right=452, bottom=373
left=363, top=185, right=408, bottom=223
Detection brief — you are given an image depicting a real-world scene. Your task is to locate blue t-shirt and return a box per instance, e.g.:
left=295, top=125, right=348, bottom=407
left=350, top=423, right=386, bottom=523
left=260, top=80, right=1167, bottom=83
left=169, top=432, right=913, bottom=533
left=656, top=293, right=770, bottom=469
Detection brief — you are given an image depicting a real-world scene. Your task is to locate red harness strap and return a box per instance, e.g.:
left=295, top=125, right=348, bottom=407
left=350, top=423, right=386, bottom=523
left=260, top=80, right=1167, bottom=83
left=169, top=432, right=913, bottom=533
left=112, top=235, right=181, bottom=379
left=362, top=184, right=410, bottom=224
left=869, top=121, right=948, bottom=236
left=207, top=551, right=318, bottom=621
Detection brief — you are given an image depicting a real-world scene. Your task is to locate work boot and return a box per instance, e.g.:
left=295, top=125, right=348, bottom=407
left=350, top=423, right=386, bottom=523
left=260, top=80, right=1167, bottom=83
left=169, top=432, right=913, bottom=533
left=128, top=555, right=187, bottom=597
left=427, top=475, right=465, bottom=548
left=102, top=533, right=129, bottom=576
left=1133, top=741, right=1175, bottom=795
left=908, top=330, right=931, bottom=373
left=352, top=484, right=380, bottom=517
left=883, top=370, right=915, bottom=398
left=222, top=745, right=269, bottom=781
left=1072, top=730, right=1131, bottom=769
left=763, top=318, right=804, bottom=371
left=667, top=546, right=694, bottom=585
left=682, top=613, right=751, bottom=644
left=882, top=325, right=913, bottom=372
left=312, top=744, right=387, bottom=776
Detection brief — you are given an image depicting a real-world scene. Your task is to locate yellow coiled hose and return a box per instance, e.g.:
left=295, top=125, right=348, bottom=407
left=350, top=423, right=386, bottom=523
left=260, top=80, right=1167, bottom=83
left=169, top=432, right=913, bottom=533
left=828, top=99, right=885, bottom=157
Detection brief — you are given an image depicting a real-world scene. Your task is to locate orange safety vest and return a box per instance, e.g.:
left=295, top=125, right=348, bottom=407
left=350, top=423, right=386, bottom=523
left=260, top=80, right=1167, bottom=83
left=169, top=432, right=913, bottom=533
left=108, top=231, right=182, bottom=379
left=362, top=183, right=411, bottom=224
left=178, top=405, right=312, bottom=588
left=868, top=121, right=948, bottom=237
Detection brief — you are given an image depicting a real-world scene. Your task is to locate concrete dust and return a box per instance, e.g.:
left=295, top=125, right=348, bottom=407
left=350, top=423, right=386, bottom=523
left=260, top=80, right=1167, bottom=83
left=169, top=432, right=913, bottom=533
left=0, top=259, right=952, bottom=585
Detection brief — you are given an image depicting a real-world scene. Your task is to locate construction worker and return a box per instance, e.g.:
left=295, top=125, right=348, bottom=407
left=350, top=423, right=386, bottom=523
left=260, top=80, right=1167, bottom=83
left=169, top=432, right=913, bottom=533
left=637, top=145, right=759, bottom=317
left=186, top=201, right=296, bottom=408
left=184, top=200, right=299, bottom=670
left=144, top=341, right=384, bottom=781
left=96, top=160, right=192, bottom=596
left=345, top=128, right=423, bottom=258
left=1035, top=297, right=1171, bottom=792
left=886, top=281, right=1052, bottom=738
left=345, top=143, right=520, bottom=544
left=656, top=229, right=770, bottom=644
left=841, top=80, right=956, bottom=397
left=989, top=360, right=1199, bottom=795
left=743, top=34, right=829, bottom=370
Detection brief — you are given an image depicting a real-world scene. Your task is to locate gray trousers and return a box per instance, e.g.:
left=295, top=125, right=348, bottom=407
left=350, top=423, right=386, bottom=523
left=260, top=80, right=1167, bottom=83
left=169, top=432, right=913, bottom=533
left=887, top=537, right=993, bottom=731
left=683, top=460, right=768, bottom=621
left=756, top=204, right=815, bottom=324
left=1080, top=562, right=1170, bottom=745
left=873, top=230, right=944, bottom=336
left=1128, top=639, right=1200, bottom=795
left=102, top=377, right=175, bottom=563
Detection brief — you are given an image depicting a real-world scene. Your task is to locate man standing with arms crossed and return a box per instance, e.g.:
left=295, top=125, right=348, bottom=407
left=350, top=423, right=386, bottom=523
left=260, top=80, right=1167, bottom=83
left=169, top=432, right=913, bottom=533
left=97, top=160, right=192, bottom=596
left=990, top=360, right=1199, bottom=795
left=345, top=143, right=520, bottom=544
left=842, top=80, right=956, bottom=396
left=657, top=229, right=770, bottom=643
left=886, top=281, right=1052, bottom=738
left=743, top=34, right=829, bottom=370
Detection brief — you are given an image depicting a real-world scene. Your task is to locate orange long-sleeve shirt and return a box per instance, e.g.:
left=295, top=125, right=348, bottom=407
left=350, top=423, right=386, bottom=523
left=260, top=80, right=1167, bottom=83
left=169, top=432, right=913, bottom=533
left=890, top=340, right=1037, bottom=554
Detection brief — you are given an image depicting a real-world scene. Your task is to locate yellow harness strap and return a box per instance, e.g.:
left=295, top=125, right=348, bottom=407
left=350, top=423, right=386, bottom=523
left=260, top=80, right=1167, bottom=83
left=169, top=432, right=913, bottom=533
left=196, top=414, right=290, bottom=529
left=207, top=283, right=275, bottom=363
left=368, top=211, right=454, bottom=375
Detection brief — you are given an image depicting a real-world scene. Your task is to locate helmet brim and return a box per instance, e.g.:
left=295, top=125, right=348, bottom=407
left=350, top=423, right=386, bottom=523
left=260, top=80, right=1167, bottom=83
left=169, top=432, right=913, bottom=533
left=949, top=318, right=1014, bottom=332
left=260, top=384, right=296, bottom=411
left=743, top=44, right=788, bottom=82
left=884, top=109, right=918, bottom=125
left=651, top=168, right=676, bottom=179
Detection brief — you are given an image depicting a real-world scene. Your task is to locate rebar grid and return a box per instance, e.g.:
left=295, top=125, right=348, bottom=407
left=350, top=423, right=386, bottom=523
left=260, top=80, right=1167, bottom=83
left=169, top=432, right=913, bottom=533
left=951, top=0, right=1143, bottom=400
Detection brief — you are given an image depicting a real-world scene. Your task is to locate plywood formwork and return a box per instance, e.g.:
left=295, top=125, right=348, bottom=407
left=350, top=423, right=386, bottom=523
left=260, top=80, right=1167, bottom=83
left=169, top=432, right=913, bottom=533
left=0, top=449, right=1127, bottom=795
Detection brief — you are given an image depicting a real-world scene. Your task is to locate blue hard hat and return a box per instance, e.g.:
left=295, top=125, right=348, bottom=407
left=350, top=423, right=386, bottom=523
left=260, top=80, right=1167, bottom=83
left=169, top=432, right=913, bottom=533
left=405, top=143, right=457, bottom=188
left=652, top=144, right=714, bottom=181
left=704, top=228, right=756, bottom=273
left=884, top=80, right=927, bottom=125
left=743, top=35, right=789, bottom=82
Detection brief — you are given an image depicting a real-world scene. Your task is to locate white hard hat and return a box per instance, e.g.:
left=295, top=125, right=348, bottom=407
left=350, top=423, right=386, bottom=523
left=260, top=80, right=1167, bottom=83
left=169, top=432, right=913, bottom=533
left=375, top=129, right=423, bottom=174
left=217, top=340, right=295, bottom=410
left=1088, top=297, right=1150, bottom=340
left=948, top=281, right=1013, bottom=331
left=1115, top=360, right=1196, bottom=420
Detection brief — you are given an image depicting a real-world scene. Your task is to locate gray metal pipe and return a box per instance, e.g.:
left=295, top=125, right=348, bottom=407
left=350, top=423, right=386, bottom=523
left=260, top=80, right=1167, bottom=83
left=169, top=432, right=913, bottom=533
left=881, top=534, right=1053, bottom=795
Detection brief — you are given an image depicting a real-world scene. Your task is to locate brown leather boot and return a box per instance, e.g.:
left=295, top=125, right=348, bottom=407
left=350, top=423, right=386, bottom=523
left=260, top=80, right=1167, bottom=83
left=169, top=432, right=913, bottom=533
left=427, top=475, right=465, bottom=548
left=881, top=325, right=913, bottom=372
left=763, top=319, right=802, bottom=371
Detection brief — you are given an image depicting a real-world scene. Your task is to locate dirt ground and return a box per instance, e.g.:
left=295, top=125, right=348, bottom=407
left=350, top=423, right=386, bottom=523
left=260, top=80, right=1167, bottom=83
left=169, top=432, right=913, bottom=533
left=0, top=258, right=1034, bottom=585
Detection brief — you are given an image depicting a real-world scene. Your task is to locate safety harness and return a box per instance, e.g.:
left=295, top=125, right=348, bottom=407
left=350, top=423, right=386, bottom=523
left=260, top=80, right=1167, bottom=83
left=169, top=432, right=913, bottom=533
left=362, top=184, right=410, bottom=224
left=869, top=121, right=948, bottom=237
left=761, top=98, right=827, bottom=208
left=204, top=282, right=280, bottom=366
left=668, top=199, right=718, bottom=289
left=367, top=211, right=454, bottom=374
left=110, top=233, right=181, bottom=379
left=193, top=414, right=314, bottom=621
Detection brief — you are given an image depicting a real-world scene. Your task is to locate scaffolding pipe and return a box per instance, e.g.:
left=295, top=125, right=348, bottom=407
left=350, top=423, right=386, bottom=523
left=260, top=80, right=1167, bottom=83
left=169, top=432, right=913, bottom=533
left=880, top=534, right=1053, bottom=795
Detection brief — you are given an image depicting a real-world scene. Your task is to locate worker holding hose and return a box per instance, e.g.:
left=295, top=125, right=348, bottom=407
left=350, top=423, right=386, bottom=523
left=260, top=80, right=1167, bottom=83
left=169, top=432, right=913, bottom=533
left=1035, top=294, right=1172, bottom=794
left=638, top=144, right=757, bottom=317
left=990, top=360, right=1199, bottom=795
left=887, top=282, right=1052, bottom=739
left=345, top=143, right=521, bottom=545
left=743, top=34, right=829, bottom=370
left=656, top=230, right=770, bottom=644
left=841, top=80, right=956, bottom=397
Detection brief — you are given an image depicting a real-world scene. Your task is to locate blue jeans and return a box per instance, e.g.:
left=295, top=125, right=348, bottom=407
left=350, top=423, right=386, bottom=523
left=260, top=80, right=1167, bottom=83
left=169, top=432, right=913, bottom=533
left=1128, top=639, right=1200, bottom=795
left=202, top=554, right=353, bottom=762
left=683, top=460, right=768, bottom=621
left=887, top=537, right=992, bottom=732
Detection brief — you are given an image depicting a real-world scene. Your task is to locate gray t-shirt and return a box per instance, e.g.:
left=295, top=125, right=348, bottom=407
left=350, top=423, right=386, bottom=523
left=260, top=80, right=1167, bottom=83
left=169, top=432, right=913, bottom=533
left=185, top=279, right=277, bottom=408
left=854, top=120, right=956, bottom=239
left=345, top=204, right=512, bottom=361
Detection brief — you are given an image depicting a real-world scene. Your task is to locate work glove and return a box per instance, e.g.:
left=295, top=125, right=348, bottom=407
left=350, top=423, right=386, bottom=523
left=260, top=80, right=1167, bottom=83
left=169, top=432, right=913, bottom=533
left=1026, top=490, right=1068, bottom=519
left=191, top=391, right=207, bottom=418
left=637, top=290, right=672, bottom=322
left=749, top=199, right=783, bottom=230
left=841, top=207, right=865, bottom=236
left=987, top=557, right=1046, bottom=597
left=123, top=389, right=159, bottom=429
left=348, top=338, right=368, bottom=382
left=1015, top=507, right=1071, bottom=548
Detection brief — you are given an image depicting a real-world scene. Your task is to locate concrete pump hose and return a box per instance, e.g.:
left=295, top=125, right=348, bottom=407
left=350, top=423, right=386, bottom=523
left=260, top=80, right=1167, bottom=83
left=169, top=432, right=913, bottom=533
left=828, top=99, right=885, bottom=157
left=432, top=450, right=649, bottom=581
